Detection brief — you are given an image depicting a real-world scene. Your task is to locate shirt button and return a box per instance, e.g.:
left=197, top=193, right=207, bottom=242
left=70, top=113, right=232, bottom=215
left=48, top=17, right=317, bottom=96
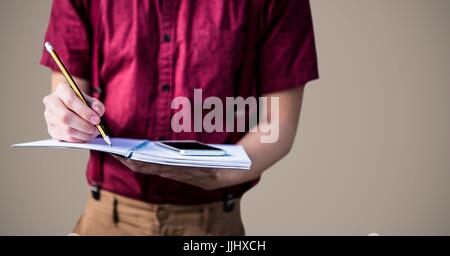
left=156, top=207, right=169, bottom=221
left=163, top=34, right=171, bottom=42
left=162, top=84, right=170, bottom=92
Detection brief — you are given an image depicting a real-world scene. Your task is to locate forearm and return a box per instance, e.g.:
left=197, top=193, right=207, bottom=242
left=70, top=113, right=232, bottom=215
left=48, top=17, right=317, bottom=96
left=218, top=86, right=305, bottom=187
left=51, top=71, right=90, bottom=93
left=233, top=119, right=298, bottom=182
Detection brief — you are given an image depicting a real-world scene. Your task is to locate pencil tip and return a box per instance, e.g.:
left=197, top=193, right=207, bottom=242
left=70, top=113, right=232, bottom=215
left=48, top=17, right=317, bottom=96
left=104, top=136, right=112, bottom=147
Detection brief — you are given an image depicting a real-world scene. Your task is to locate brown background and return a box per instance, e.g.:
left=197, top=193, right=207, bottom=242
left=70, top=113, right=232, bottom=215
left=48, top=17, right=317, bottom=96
left=1, top=0, right=449, bottom=235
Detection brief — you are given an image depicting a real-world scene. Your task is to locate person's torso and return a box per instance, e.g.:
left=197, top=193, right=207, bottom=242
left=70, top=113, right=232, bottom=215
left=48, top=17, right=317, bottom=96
left=86, top=0, right=261, bottom=204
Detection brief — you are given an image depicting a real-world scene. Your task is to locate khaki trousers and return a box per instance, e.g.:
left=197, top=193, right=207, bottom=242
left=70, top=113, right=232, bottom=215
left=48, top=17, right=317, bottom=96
left=73, top=190, right=245, bottom=236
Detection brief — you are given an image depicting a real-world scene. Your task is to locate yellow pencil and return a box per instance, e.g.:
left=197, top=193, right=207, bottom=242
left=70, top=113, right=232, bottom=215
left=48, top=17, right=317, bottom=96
left=44, top=42, right=112, bottom=146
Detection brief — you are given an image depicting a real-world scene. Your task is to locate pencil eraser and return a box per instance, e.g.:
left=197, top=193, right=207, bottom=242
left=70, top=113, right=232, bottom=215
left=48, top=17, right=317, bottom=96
left=44, top=42, right=53, bottom=52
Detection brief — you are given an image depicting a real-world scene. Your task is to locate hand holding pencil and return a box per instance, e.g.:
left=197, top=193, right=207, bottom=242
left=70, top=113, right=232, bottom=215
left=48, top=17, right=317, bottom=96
left=42, top=42, right=112, bottom=146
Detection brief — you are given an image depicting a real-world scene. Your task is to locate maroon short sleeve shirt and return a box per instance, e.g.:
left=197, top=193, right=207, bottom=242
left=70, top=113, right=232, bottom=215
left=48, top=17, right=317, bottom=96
left=41, top=0, right=319, bottom=204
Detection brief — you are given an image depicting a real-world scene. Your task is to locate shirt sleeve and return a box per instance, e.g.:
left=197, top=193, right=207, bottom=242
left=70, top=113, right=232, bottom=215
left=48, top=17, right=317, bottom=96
left=259, top=0, right=319, bottom=95
left=40, top=0, right=92, bottom=80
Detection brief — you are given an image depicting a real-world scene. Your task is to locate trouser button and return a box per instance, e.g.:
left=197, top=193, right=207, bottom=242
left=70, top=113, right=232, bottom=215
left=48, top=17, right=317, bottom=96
left=156, top=207, right=169, bottom=221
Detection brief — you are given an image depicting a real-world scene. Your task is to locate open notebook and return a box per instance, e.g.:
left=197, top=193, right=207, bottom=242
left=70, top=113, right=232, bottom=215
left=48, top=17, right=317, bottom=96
left=12, top=138, right=252, bottom=170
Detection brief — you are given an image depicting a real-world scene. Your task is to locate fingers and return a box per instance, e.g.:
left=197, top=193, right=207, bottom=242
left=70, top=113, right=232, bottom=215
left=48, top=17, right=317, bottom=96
left=44, top=95, right=98, bottom=135
left=43, top=82, right=105, bottom=143
left=110, top=155, right=218, bottom=189
left=85, top=95, right=105, bottom=116
left=46, top=110, right=98, bottom=139
left=56, top=83, right=101, bottom=125
left=48, top=122, right=97, bottom=142
left=110, top=155, right=213, bottom=179
left=111, top=155, right=157, bottom=174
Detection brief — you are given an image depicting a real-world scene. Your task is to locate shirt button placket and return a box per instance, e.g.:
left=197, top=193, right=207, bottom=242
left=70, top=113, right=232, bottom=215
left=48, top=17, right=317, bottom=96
left=156, top=0, right=177, bottom=140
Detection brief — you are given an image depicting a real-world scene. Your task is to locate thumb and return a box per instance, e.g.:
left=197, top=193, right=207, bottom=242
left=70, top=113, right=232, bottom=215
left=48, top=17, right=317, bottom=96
left=84, top=94, right=105, bottom=117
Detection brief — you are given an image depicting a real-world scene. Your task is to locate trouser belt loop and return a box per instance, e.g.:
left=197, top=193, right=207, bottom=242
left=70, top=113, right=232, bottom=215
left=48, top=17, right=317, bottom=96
left=113, top=197, right=120, bottom=225
left=223, top=193, right=235, bottom=213
left=91, top=184, right=101, bottom=201
left=202, top=204, right=211, bottom=234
